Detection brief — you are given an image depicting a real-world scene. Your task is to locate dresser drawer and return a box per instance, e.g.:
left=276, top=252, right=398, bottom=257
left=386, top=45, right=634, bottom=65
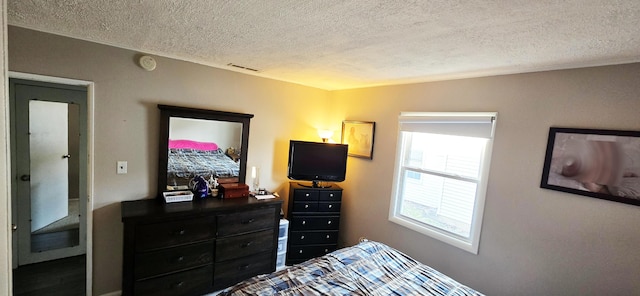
left=289, top=230, right=338, bottom=245
left=290, top=216, right=340, bottom=230
left=287, top=245, right=337, bottom=260
left=214, top=252, right=273, bottom=289
left=319, top=190, right=342, bottom=201
left=317, top=201, right=341, bottom=212
left=217, top=208, right=275, bottom=237
left=134, top=241, right=213, bottom=280
left=134, top=264, right=213, bottom=296
left=215, top=229, right=274, bottom=262
left=135, top=216, right=216, bottom=252
left=122, top=197, right=283, bottom=296
left=293, top=190, right=319, bottom=201
left=292, top=201, right=318, bottom=212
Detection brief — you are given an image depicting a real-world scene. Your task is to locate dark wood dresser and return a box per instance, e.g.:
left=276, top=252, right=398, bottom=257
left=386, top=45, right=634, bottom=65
left=286, top=182, right=342, bottom=265
left=121, top=197, right=282, bottom=296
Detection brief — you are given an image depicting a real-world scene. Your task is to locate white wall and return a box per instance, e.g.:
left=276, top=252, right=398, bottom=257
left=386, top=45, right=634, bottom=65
left=331, top=64, right=640, bottom=295
left=169, top=118, right=242, bottom=150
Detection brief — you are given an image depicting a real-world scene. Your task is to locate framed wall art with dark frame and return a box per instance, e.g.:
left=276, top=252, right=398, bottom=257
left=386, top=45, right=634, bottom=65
left=341, top=120, right=375, bottom=159
left=540, top=127, right=640, bottom=206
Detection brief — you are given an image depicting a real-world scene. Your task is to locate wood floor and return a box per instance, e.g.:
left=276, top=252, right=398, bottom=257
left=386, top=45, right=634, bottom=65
left=31, top=228, right=80, bottom=253
left=13, top=255, right=86, bottom=296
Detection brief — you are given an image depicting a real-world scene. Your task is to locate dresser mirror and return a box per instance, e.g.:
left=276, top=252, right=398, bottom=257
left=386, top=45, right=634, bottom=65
left=157, top=104, right=253, bottom=196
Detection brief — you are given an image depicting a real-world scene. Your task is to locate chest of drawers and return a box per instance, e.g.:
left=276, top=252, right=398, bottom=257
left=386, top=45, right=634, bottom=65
left=121, top=197, right=282, bottom=296
left=286, top=182, right=342, bottom=265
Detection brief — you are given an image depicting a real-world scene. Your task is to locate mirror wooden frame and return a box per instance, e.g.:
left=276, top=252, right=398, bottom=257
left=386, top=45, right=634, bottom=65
left=157, top=104, right=254, bottom=197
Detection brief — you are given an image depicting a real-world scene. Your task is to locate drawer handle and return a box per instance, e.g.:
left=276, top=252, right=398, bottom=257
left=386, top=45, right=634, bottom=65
left=328, top=205, right=332, bottom=208
left=305, top=204, right=309, bottom=208
left=241, top=241, right=253, bottom=248
left=300, top=235, right=305, bottom=240
left=299, top=250, right=303, bottom=254
left=302, top=220, right=306, bottom=225
left=326, top=235, right=330, bottom=239
left=324, top=248, right=329, bottom=253
left=242, top=218, right=255, bottom=224
left=173, top=229, right=186, bottom=236
left=175, top=256, right=185, bottom=263
left=327, top=221, right=332, bottom=225
left=172, top=281, right=185, bottom=289
left=305, top=193, right=310, bottom=197
left=239, top=264, right=250, bottom=270
left=329, top=193, right=334, bottom=197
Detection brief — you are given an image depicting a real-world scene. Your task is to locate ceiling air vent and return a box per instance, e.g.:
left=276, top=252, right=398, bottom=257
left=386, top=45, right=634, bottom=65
left=227, top=63, right=259, bottom=72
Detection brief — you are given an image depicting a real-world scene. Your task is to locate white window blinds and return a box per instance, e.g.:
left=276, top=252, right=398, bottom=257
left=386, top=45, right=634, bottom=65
left=389, top=112, right=497, bottom=254
left=398, top=112, right=496, bottom=139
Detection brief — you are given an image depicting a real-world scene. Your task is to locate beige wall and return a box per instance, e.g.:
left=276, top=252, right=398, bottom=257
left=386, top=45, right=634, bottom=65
left=6, top=25, right=640, bottom=295
left=7, top=26, right=330, bottom=295
left=331, top=64, right=640, bottom=295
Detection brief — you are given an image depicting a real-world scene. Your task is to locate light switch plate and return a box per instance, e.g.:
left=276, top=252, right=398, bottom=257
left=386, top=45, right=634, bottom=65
left=117, top=161, right=127, bottom=174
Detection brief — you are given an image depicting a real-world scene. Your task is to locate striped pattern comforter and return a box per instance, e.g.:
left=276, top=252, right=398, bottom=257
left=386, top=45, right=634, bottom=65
left=167, top=148, right=238, bottom=186
left=221, top=240, right=483, bottom=296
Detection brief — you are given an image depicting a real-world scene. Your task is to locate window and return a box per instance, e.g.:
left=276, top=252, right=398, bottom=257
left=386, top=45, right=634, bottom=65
left=388, top=112, right=497, bottom=254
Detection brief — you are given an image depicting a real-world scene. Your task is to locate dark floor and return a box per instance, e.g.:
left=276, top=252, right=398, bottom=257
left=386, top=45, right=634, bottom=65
left=31, top=228, right=80, bottom=253
left=13, top=254, right=86, bottom=296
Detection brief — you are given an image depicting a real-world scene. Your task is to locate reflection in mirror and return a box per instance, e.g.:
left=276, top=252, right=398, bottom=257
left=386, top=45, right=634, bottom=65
left=167, top=117, right=243, bottom=189
left=29, top=101, right=80, bottom=252
left=157, top=105, right=253, bottom=197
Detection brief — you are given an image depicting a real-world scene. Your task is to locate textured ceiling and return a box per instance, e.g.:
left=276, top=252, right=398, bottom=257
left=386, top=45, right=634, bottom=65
left=7, top=0, right=640, bottom=90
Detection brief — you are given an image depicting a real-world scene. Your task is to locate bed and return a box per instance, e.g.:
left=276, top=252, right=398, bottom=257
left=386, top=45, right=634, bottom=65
left=166, top=139, right=240, bottom=188
left=220, top=240, right=483, bottom=296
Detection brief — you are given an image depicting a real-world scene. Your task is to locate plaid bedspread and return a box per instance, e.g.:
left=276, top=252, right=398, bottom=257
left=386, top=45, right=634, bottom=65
left=220, top=241, right=484, bottom=296
left=167, top=148, right=239, bottom=185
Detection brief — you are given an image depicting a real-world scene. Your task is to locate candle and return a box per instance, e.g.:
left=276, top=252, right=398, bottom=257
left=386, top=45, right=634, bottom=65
left=251, top=166, right=256, bottom=179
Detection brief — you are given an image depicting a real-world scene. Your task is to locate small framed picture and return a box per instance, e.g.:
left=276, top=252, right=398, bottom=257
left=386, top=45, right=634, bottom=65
left=541, top=127, right=640, bottom=206
left=341, top=121, right=375, bottom=159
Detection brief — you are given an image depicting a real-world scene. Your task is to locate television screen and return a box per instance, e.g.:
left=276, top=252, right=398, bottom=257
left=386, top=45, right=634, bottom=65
left=287, top=140, right=348, bottom=186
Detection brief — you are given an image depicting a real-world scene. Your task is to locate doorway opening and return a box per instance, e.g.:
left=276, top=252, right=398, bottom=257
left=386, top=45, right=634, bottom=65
left=9, top=75, right=93, bottom=295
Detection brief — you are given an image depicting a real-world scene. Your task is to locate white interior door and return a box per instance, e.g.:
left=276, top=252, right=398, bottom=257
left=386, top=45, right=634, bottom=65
left=29, top=100, right=69, bottom=232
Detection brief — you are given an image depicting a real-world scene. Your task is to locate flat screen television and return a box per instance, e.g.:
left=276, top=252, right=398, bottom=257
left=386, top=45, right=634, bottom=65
left=287, top=140, right=348, bottom=188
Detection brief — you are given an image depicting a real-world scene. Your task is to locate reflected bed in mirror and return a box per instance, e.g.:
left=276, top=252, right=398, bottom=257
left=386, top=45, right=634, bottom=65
left=167, top=118, right=242, bottom=188
left=157, top=105, right=253, bottom=196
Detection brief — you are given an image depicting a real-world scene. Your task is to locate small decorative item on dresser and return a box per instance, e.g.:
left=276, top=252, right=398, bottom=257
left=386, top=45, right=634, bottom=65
left=220, top=183, right=250, bottom=198
left=190, top=175, right=210, bottom=199
left=209, top=176, right=219, bottom=197
left=162, top=190, right=193, bottom=203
